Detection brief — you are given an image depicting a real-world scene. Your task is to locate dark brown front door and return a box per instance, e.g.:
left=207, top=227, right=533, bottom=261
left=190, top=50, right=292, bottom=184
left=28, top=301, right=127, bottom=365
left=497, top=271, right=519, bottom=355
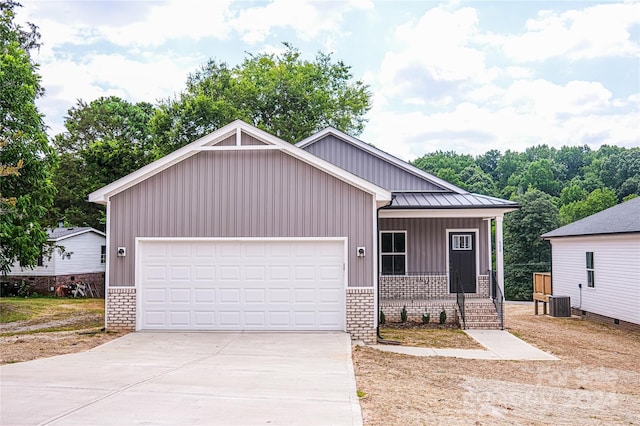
left=449, top=232, right=476, bottom=293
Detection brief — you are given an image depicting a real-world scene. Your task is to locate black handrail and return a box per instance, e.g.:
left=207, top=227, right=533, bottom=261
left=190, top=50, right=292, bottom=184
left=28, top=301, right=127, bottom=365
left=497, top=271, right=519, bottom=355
left=452, top=270, right=466, bottom=329
left=489, top=270, right=504, bottom=330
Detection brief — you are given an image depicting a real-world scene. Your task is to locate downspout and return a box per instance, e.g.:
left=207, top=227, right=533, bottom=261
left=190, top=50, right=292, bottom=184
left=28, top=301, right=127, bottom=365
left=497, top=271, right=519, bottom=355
left=376, top=195, right=401, bottom=345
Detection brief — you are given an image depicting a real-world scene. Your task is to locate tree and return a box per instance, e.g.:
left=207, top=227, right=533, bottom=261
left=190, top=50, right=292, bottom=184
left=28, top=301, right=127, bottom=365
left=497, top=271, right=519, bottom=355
left=503, top=188, right=559, bottom=301
left=151, top=44, right=371, bottom=156
left=0, top=1, right=56, bottom=274
left=50, top=97, right=155, bottom=229
left=558, top=188, right=617, bottom=225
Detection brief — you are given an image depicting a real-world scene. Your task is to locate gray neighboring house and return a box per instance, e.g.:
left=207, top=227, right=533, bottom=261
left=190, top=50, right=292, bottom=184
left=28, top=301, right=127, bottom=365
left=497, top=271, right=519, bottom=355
left=542, top=197, right=640, bottom=328
left=5, top=227, right=106, bottom=296
left=89, top=120, right=518, bottom=342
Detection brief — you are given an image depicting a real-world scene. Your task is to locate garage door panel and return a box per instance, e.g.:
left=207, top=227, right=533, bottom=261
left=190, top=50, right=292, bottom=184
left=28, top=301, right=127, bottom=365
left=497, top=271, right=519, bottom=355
left=269, top=289, right=291, bottom=303
left=219, top=311, right=241, bottom=327
left=194, top=288, right=215, bottom=303
left=269, top=266, right=290, bottom=280
left=144, top=311, right=166, bottom=327
left=245, top=266, right=265, bottom=280
left=244, top=288, right=266, bottom=303
left=144, top=288, right=166, bottom=303
left=269, top=311, right=291, bottom=326
left=194, top=311, right=215, bottom=326
left=220, top=266, right=241, bottom=280
left=139, top=240, right=345, bottom=331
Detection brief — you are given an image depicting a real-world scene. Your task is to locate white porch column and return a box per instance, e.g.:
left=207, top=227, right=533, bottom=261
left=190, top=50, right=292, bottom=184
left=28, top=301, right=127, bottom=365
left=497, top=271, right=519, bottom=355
left=495, top=215, right=505, bottom=297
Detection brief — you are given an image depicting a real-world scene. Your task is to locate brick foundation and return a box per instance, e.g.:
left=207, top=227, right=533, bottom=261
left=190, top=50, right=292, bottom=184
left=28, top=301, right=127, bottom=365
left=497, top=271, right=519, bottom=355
left=380, top=274, right=490, bottom=300
left=106, top=287, right=136, bottom=331
left=2, top=273, right=105, bottom=297
left=571, top=308, right=640, bottom=333
left=346, top=288, right=376, bottom=344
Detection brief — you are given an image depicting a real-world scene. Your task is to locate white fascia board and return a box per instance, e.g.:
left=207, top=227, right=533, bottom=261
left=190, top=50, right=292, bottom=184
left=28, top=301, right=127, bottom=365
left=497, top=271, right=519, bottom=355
left=51, top=228, right=106, bottom=242
left=297, top=128, right=468, bottom=194
left=379, top=207, right=519, bottom=219
left=89, top=120, right=390, bottom=204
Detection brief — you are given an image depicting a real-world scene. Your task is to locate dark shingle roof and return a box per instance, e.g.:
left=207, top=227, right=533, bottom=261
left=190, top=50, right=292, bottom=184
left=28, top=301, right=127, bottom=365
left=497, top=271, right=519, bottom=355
left=542, top=197, right=640, bottom=238
left=387, top=192, right=519, bottom=209
left=47, top=227, right=105, bottom=241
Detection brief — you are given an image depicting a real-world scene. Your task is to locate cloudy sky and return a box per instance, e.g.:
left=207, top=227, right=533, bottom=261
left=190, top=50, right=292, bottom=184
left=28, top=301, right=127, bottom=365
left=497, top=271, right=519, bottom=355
left=18, top=0, right=640, bottom=160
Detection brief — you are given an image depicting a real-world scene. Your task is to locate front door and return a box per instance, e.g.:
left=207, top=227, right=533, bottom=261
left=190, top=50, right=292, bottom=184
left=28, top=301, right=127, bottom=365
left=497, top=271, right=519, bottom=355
left=449, top=232, right=476, bottom=293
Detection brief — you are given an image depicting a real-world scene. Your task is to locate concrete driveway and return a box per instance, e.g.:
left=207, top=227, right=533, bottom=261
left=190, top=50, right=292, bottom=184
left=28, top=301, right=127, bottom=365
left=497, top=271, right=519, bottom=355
left=0, top=332, right=362, bottom=425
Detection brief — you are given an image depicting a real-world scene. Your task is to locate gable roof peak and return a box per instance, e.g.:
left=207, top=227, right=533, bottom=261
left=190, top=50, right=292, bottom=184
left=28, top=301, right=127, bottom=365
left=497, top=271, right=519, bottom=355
left=297, top=127, right=468, bottom=194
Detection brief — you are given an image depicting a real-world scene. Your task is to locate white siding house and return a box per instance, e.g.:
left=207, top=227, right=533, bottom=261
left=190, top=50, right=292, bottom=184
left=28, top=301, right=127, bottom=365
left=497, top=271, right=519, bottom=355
left=542, top=197, right=640, bottom=326
left=5, top=227, right=106, bottom=296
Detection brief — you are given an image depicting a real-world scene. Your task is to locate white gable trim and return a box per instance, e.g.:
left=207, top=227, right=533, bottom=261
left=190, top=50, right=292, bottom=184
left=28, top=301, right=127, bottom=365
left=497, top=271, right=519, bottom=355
left=89, top=120, right=391, bottom=204
left=297, top=128, right=468, bottom=194
left=50, top=228, right=106, bottom=242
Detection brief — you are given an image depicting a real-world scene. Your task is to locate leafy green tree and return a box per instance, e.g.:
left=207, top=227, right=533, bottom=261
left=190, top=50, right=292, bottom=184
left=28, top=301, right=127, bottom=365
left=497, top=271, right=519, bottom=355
left=50, top=97, right=155, bottom=229
left=459, top=165, right=497, bottom=196
left=151, top=44, right=371, bottom=156
left=503, top=188, right=559, bottom=301
left=558, top=188, right=617, bottom=225
left=476, top=149, right=501, bottom=181
left=0, top=1, right=56, bottom=274
left=599, top=148, right=640, bottom=200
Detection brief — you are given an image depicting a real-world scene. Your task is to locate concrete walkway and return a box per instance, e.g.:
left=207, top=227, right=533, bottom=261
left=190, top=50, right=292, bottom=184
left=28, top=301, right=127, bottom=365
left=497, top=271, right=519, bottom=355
left=0, top=332, right=362, bottom=426
left=367, top=329, right=558, bottom=361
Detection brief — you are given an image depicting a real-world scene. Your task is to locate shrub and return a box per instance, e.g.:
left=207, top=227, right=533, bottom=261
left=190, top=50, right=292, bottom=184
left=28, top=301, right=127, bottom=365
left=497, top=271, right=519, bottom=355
left=439, top=307, right=447, bottom=324
left=422, top=311, right=430, bottom=324
left=379, top=310, right=386, bottom=325
left=400, top=306, right=408, bottom=323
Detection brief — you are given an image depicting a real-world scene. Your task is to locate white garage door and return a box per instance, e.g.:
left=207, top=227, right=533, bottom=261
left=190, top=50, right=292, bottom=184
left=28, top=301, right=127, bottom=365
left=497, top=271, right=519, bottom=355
left=138, top=239, right=345, bottom=331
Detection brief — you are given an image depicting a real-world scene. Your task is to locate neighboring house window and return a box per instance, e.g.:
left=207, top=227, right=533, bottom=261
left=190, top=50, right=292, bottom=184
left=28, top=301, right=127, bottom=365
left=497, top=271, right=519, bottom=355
left=37, top=255, right=43, bottom=267
left=586, top=252, right=595, bottom=288
left=381, top=231, right=406, bottom=275
left=101, top=245, right=106, bottom=264
left=452, top=234, right=472, bottom=250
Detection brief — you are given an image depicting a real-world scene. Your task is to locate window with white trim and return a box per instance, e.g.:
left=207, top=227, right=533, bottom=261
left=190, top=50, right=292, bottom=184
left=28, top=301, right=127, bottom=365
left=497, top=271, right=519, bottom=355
left=101, top=245, right=107, bottom=264
left=452, top=234, right=472, bottom=250
left=586, top=251, right=595, bottom=288
left=381, top=231, right=406, bottom=275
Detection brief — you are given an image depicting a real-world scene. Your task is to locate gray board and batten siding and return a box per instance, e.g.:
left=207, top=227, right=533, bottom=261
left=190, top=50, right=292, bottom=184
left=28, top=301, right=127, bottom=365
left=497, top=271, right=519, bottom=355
left=379, top=217, right=490, bottom=274
left=301, top=134, right=446, bottom=192
left=109, top=149, right=375, bottom=288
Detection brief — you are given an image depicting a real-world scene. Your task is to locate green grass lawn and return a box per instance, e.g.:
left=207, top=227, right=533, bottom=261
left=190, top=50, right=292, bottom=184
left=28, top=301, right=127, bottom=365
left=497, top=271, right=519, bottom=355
left=0, top=297, right=105, bottom=332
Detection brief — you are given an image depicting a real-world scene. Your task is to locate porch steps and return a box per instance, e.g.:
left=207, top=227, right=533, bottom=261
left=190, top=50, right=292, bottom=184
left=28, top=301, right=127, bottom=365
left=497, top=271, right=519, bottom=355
left=462, top=300, right=502, bottom=330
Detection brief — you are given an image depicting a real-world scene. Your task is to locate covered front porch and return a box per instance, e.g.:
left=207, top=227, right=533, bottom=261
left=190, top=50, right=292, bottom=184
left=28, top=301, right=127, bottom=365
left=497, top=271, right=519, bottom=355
left=377, top=193, right=517, bottom=329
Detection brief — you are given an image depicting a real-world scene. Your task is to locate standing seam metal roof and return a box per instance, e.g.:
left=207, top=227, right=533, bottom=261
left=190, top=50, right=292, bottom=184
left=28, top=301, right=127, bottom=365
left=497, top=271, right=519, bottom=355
left=387, top=192, right=520, bottom=209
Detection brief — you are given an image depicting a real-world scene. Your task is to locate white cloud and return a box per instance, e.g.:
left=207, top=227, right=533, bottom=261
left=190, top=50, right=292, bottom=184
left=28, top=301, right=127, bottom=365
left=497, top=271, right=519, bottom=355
left=230, top=0, right=372, bottom=47
left=37, top=52, right=197, bottom=135
left=363, top=77, right=637, bottom=159
left=377, top=6, right=489, bottom=101
left=497, top=3, right=640, bottom=62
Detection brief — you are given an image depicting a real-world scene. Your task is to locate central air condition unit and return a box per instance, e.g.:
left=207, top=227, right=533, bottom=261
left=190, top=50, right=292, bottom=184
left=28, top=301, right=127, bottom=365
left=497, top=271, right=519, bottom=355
left=549, top=295, right=571, bottom=317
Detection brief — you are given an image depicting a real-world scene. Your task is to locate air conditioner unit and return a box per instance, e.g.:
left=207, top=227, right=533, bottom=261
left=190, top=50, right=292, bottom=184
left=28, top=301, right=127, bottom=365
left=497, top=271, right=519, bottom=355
left=549, top=295, right=571, bottom=317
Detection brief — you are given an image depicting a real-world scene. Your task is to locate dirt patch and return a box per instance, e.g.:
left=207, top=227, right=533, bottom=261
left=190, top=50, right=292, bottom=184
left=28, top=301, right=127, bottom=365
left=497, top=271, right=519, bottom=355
left=354, top=303, right=640, bottom=425
left=0, top=330, right=124, bottom=364
left=0, top=298, right=124, bottom=364
left=379, top=325, right=482, bottom=349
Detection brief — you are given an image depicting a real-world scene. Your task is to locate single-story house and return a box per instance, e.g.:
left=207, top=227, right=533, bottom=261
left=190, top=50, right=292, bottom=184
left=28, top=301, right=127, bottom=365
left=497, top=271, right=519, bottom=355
left=541, top=197, right=640, bottom=329
left=4, top=226, right=106, bottom=296
left=89, top=120, right=518, bottom=342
